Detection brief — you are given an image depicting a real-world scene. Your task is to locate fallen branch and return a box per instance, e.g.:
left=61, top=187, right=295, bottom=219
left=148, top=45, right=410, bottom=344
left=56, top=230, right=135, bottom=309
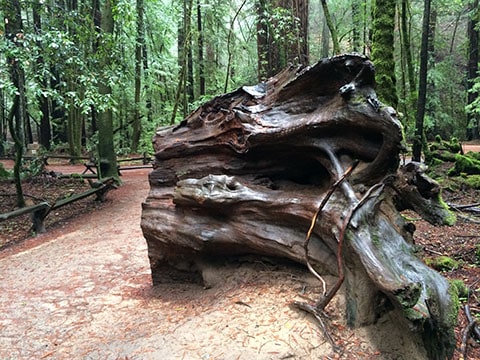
left=460, top=320, right=477, bottom=360
left=447, top=202, right=480, bottom=210
left=464, top=305, right=480, bottom=341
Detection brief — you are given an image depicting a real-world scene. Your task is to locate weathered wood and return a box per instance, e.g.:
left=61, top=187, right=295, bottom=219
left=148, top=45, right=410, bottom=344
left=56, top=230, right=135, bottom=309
left=0, top=202, right=49, bottom=233
left=141, top=54, right=458, bottom=359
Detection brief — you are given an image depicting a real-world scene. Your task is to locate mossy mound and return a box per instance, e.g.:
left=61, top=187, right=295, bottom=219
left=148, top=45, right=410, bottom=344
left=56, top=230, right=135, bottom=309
left=425, top=255, right=460, bottom=272
left=426, top=136, right=463, bottom=166
left=448, top=154, right=480, bottom=176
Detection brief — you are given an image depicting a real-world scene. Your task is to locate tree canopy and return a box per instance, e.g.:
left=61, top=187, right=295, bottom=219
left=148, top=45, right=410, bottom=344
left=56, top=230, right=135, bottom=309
left=0, top=0, right=479, bottom=160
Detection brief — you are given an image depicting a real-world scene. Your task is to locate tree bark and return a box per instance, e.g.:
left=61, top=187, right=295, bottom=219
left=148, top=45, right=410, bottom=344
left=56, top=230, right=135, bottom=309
left=320, top=0, right=340, bottom=54
left=132, top=0, right=145, bottom=153
left=3, top=0, right=27, bottom=207
left=412, top=0, right=431, bottom=162
left=142, top=54, right=457, bottom=360
left=400, top=0, right=416, bottom=135
left=351, top=0, right=362, bottom=52
left=256, top=0, right=309, bottom=80
left=33, top=0, right=52, bottom=150
left=197, top=0, right=205, bottom=96
left=371, top=0, right=398, bottom=108
left=467, top=0, right=479, bottom=139
left=96, top=0, right=118, bottom=179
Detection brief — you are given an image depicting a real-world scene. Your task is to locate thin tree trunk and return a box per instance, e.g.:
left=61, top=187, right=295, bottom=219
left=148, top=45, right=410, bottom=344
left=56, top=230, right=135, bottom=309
left=256, top=0, right=269, bottom=80
left=321, top=10, right=330, bottom=57
left=7, top=96, right=25, bottom=207
left=426, top=8, right=437, bottom=135
left=197, top=0, right=205, bottom=96
left=412, top=0, right=431, bottom=162
left=0, top=89, right=4, bottom=156
left=97, top=0, right=118, bottom=179
left=320, top=0, right=340, bottom=54
left=467, top=0, right=479, bottom=139
left=400, top=0, right=416, bottom=130
left=351, top=0, right=361, bottom=52
left=224, top=0, right=248, bottom=92
left=185, top=0, right=194, bottom=114
left=4, top=0, right=26, bottom=206
left=132, top=0, right=144, bottom=153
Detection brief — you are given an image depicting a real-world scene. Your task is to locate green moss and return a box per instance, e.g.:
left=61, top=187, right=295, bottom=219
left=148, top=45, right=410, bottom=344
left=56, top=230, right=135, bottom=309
left=466, top=151, right=480, bottom=161
left=437, top=194, right=457, bottom=226
left=447, top=282, right=461, bottom=326
left=449, top=154, right=480, bottom=176
left=425, top=256, right=460, bottom=272
left=449, top=279, right=469, bottom=299
left=462, top=175, right=480, bottom=189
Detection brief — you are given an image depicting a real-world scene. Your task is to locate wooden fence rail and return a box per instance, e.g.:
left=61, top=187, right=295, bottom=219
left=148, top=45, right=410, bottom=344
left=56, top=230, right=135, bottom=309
left=0, top=177, right=115, bottom=234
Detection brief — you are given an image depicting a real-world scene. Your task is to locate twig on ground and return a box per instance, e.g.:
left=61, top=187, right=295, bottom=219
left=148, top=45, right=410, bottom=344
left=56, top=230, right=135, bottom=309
left=456, top=213, right=480, bottom=224
left=424, top=247, right=444, bottom=256
left=461, top=320, right=477, bottom=360
left=447, top=202, right=480, bottom=210
left=293, top=301, right=339, bottom=352
left=464, top=305, right=480, bottom=341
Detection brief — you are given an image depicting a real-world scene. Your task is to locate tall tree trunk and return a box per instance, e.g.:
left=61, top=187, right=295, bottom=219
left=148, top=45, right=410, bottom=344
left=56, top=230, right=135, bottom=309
left=0, top=89, right=4, bottom=156
left=426, top=8, right=437, bottom=136
left=400, top=0, right=416, bottom=134
left=412, top=0, right=431, bottom=162
left=371, top=0, right=397, bottom=108
left=224, top=0, right=248, bottom=92
left=320, top=9, right=330, bottom=57
left=132, top=0, right=145, bottom=153
left=467, top=0, right=479, bottom=139
left=351, top=0, right=362, bottom=52
left=197, top=0, right=205, bottom=96
left=257, top=0, right=309, bottom=80
left=295, top=0, right=309, bottom=65
left=320, top=0, right=340, bottom=54
left=171, top=0, right=193, bottom=122
left=256, top=0, right=269, bottom=80
left=3, top=0, right=27, bottom=207
left=97, top=0, right=118, bottom=179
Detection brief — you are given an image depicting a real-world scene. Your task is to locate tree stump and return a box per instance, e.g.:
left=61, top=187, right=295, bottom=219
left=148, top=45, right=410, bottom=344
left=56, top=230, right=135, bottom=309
left=141, top=54, right=458, bottom=359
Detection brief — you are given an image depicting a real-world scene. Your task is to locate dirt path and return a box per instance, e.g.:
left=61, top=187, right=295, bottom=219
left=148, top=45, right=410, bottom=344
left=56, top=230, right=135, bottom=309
left=0, top=166, right=437, bottom=360
left=0, top=167, right=350, bottom=360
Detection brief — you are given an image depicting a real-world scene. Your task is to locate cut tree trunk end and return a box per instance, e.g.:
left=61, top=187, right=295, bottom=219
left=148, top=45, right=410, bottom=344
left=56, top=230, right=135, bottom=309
left=141, top=54, right=458, bottom=359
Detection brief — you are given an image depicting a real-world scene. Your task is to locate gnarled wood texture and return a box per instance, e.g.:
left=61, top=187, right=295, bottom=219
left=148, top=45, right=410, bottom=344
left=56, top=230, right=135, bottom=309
left=141, top=54, right=457, bottom=359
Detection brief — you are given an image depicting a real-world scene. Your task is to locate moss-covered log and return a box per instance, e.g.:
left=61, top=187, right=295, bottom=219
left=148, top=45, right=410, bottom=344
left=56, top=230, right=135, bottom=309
left=141, top=54, right=457, bottom=359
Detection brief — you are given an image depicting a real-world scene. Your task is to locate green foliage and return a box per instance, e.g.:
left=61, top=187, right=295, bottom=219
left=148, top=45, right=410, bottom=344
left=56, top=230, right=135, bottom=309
left=0, top=0, right=476, bottom=161
left=0, top=163, right=12, bottom=179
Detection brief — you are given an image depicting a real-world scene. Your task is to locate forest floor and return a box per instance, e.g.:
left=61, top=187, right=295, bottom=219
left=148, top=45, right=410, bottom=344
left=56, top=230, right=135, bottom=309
left=0, top=146, right=479, bottom=359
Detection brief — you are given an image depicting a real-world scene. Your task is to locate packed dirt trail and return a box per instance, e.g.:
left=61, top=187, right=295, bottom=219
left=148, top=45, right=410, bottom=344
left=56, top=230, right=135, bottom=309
left=0, top=166, right=360, bottom=360
left=0, top=165, right=428, bottom=360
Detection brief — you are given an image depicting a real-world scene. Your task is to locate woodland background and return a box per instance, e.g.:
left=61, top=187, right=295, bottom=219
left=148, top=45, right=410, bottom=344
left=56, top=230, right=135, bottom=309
left=1, top=0, right=480, bottom=164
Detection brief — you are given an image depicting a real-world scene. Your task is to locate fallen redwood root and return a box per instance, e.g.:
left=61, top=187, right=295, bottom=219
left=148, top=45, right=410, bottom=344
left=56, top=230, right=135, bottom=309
left=141, top=54, right=458, bottom=359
